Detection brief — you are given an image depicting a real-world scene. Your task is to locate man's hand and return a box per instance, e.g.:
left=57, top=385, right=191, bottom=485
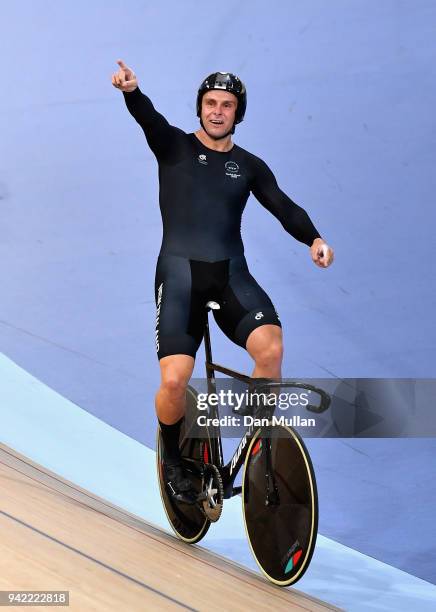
left=111, top=59, right=138, bottom=93
left=311, top=238, right=334, bottom=268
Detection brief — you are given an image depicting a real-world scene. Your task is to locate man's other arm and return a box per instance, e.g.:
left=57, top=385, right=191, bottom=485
left=251, top=156, right=334, bottom=267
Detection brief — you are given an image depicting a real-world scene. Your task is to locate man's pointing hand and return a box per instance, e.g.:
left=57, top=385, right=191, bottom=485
left=111, top=59, right=138, bottom=93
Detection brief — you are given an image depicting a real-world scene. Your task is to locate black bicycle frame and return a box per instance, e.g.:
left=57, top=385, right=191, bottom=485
left=202, top=308, right=330, bottom=499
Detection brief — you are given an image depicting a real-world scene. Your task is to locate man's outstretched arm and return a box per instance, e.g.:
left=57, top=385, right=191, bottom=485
left=112, top=59, right=181, bottom=159
left=251, top=157, right=334, bottom=268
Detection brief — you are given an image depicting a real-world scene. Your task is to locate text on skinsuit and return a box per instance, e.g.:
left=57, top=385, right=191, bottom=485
left=155, top=282, right=163, bottom=352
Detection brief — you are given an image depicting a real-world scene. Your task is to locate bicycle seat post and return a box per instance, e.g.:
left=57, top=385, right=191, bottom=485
left=204, top=301, right=220, bottom=384
left=203, top=301, right=225, bottom=468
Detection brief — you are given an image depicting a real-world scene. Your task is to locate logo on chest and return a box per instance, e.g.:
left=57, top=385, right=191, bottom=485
left=225, top=161, right=241, bottom=179
left=198, top=154, right=208, bottom=165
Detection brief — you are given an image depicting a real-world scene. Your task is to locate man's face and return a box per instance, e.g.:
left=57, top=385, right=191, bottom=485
left=201, top=90, right=238, bottom=139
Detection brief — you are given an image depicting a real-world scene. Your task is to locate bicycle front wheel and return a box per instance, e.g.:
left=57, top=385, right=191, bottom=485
left=242, top=425, right=318, bottom=586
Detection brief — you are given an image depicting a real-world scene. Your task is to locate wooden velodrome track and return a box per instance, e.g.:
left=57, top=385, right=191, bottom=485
left=0, top=443, right=341, bottom=611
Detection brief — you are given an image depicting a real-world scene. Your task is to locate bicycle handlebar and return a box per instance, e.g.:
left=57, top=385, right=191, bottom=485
left=206, top=362, right=331, bottom=414
left=249, top=380, right=331, bottom=414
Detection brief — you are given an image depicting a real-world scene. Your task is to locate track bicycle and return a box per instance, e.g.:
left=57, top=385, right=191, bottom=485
left=157, top=301, right=330, bottom=586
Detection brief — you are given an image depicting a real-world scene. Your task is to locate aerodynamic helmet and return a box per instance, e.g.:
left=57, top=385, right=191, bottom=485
left=196, top=72, right=247, bottom=124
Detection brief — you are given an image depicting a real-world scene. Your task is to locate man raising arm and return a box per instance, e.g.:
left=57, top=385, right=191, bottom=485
left=112, top=62, right=334, bottom=504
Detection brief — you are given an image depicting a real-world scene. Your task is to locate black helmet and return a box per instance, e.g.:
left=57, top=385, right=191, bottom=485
left=196, top=72, right=247, bottom=124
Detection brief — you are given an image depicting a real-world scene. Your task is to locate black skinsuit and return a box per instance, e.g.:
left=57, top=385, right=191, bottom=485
left=123, top=88, right=321, bottom=359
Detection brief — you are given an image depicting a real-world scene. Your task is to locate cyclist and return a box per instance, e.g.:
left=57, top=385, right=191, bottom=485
left=112, top=60, right=334, bottom=504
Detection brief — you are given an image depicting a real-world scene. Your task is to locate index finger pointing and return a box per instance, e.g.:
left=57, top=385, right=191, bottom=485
left=117, top=59, right=129, bottom=70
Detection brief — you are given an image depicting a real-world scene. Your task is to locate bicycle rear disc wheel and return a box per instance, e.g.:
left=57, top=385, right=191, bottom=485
left=156, top=385, right=212, bottom=543
left=242, top=425, right=318, bottom=586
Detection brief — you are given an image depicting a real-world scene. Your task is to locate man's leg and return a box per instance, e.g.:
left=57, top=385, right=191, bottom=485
left=156, top=354, right=198, bottom=504
left=156, top=354, right=195, bottom=425
left=153, top=256, right=205, bottom=503
left=156, top=353, right=195, bottom=464
left=246, top=324, right=283, bottom=378
left=246, top=324, right=283, bottom=418
left=212, top=257, right=283, bottom=379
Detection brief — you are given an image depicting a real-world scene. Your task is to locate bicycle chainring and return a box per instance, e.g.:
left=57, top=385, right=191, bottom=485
left=200, top=464, right=224, bottom=522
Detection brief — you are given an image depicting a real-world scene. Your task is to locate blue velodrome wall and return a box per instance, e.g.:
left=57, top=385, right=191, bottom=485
left=1, top=0, right=435, bottom=587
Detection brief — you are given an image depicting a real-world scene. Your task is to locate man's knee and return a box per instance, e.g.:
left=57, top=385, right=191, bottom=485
left=158, top=355, right=194, bottom=400
left=160, top=374, right=188, bottom=399
left=255, top=340, right=283, bottom=368
left=247, top=326, right=283, bottom=367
